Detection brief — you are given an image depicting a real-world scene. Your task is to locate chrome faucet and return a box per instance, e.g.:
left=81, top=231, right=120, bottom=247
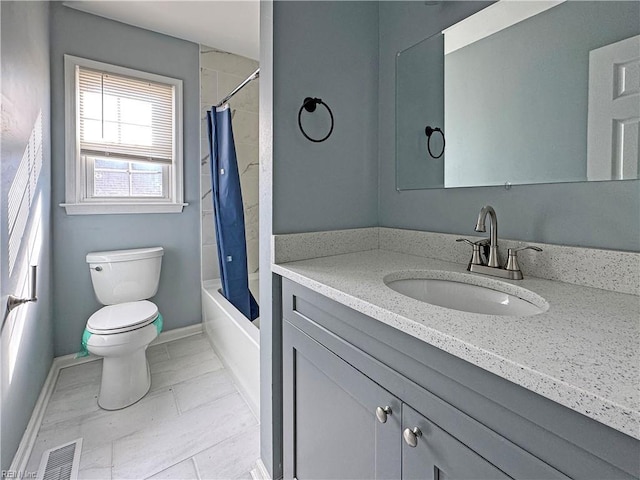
left=474, top=205, right=500, bottom=268
left=456, top=205, right=542, bottom=280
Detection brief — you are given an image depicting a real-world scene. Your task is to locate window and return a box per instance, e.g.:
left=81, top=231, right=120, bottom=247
left=62, top=55, right=186, bottom=214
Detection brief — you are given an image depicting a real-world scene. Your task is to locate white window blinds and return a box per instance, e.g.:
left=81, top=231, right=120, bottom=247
left=78, top=67, right=174, bottom=165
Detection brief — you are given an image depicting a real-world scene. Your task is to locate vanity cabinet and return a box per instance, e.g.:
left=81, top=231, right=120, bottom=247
left=282, top=278, right=639, bottom=480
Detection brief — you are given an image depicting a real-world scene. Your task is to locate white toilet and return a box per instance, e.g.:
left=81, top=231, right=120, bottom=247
left=85, top=246, right=164, bottom=410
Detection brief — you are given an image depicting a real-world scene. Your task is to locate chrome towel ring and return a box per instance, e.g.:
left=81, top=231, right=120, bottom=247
left=298, top=97, right=334, bottom=143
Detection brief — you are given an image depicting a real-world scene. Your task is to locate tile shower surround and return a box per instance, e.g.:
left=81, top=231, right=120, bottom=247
left=200, top=46, right=259, bottom=281
left=25, top=334, right=259, bottom=479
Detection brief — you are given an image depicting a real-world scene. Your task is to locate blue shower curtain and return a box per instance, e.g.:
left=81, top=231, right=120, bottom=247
left=207, top=105, right=259, bottom=321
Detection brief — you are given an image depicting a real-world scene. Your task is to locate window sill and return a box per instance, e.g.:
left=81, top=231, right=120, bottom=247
left=60, top=202, right=188, bottom=215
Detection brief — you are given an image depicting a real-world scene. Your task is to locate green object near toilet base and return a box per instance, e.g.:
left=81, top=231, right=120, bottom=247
left=76, top=313, right=164, bottom=359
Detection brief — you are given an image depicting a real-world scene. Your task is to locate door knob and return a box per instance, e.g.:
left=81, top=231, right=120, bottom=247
left=403, top=427, right=422, bottom=447
left=376, top=406, right=392, bottom=423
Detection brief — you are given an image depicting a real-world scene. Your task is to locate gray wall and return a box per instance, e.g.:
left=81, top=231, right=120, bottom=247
left=445, top=1, right=640, bottom=187
left=378, top=1, right=640, bottom=252
left=50, top=4, right=202, bottom=356
left=264, top=2, right=379, bottom=477
left=272, top=1, right=379, bottom=234
left=1, top=1, right=53, bottom=470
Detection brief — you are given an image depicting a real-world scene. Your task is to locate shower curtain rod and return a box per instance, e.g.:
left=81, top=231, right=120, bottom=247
left=215, top=68, right=260, bottom=108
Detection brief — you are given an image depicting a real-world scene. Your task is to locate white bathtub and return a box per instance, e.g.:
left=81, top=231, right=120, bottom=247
left=202, top=274, right=260, bottom=417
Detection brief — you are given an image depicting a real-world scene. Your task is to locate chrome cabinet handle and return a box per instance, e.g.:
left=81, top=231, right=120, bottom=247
left=403, top=427, right=422, bottom=447
left=376, top=406, right=392, bottom=424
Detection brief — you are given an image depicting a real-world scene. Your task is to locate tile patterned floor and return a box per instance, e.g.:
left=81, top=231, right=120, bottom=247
left=25, top=334, right=260, bottom=479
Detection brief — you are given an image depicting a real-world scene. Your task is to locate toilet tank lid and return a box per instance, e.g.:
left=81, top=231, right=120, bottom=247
left=86, top=247, right=164, bottom=263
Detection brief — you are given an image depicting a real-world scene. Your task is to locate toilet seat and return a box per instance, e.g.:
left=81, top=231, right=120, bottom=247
left=87, top=300, right=159, bottom=334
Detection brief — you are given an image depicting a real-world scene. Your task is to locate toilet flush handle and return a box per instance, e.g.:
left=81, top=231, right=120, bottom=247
left=90, top=266, right=103, bottom=272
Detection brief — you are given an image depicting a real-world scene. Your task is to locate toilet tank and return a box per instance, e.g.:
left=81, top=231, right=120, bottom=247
left=86, top=247, right=164, bottom=305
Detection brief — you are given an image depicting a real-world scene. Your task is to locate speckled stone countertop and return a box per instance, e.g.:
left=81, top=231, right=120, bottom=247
left=272, top=249, right=640, bottom=440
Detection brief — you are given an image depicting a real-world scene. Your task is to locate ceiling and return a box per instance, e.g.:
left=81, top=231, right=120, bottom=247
left=63, top=1, right=260, bottom=60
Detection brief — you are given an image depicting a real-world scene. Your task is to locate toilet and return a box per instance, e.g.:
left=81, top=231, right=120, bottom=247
left=85, top=246, right=164, bottom=410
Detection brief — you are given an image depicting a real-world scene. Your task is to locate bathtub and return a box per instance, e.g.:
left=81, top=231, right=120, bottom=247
left=202, top=274, right=260, bottom=417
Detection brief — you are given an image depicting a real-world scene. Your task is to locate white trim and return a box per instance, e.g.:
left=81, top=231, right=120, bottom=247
left=443, top=0, right=565, bottom=55
left=60, top=202, right=188, bottom=215
left=250, top=459, right=271, bottom=480
left=9, top=324, right=203, bottom=472
left=63, top=55, right=184, bottom=215
left=149, top=323, right=203, bottom=346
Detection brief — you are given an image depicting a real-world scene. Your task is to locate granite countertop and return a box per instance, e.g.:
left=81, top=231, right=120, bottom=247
left=272, top=249, right=640, bottom=440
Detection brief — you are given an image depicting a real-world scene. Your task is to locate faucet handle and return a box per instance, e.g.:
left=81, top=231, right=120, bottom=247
left=456, top=238, right=489, bottom=266
left=456, top=238, right=489, bottom=246
left=505, top=246, right=542, bottom=273
left=456, top=238, right=474, bottom=246
left=511, top=246, right=543, bottom=253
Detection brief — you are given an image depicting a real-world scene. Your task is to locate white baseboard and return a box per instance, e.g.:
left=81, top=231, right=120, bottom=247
left=150, top=323, right=203, bottom=346
left=9, top=323, right=203, bottom=473
left=251, top=459, right=271, bottom=480
left=9, top=355, right=66, bottom=475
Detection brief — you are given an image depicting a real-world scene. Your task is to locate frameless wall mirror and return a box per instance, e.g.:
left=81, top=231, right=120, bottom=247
left=395, top=0, right=640, bottom=190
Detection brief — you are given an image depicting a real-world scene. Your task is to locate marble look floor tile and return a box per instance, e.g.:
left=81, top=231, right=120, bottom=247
left=54, top=361, right=102, bottom=393
left=150, top=349, right=223, bottom=392
left=27, top=335, right=257, bottom=480
left=112, top=393, right=257, bottom=480
left=42, top=378, right=100, bottom=427
left=26, top=389, right=179, bottom=473
left=166, top=334, right=216, bottom=359
left=146, top=458, right=199, bottom=480
left=147, top=344, right=170, bottom=365
left=194, top=424, right=259, bottom=480
left=78, top=443, right=112, bottom=480
left=173, top=369, right=237, bottom=413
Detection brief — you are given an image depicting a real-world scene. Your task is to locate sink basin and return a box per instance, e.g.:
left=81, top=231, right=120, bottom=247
left=384, top=272, right=547, bottom=316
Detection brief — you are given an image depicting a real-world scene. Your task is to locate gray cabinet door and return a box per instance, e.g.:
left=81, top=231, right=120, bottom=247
left=284, top=322, right=401, bottom=479
left=402, top=404, right=512, bottom=480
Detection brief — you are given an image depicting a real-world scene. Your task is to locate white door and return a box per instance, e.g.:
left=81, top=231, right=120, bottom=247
left=587, top=35, right=640, bottom=181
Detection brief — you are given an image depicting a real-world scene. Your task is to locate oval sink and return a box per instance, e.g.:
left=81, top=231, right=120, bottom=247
left=384, top=272, right=547, bottom=316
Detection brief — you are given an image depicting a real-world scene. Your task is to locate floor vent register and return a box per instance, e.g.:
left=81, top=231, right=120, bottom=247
left=36, top=438, right=83, bottom=480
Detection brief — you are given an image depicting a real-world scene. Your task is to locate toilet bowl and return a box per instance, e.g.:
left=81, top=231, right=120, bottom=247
left=86, top=301, right=160, bottom=410
left=85, top=247, right=164, bottom=410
